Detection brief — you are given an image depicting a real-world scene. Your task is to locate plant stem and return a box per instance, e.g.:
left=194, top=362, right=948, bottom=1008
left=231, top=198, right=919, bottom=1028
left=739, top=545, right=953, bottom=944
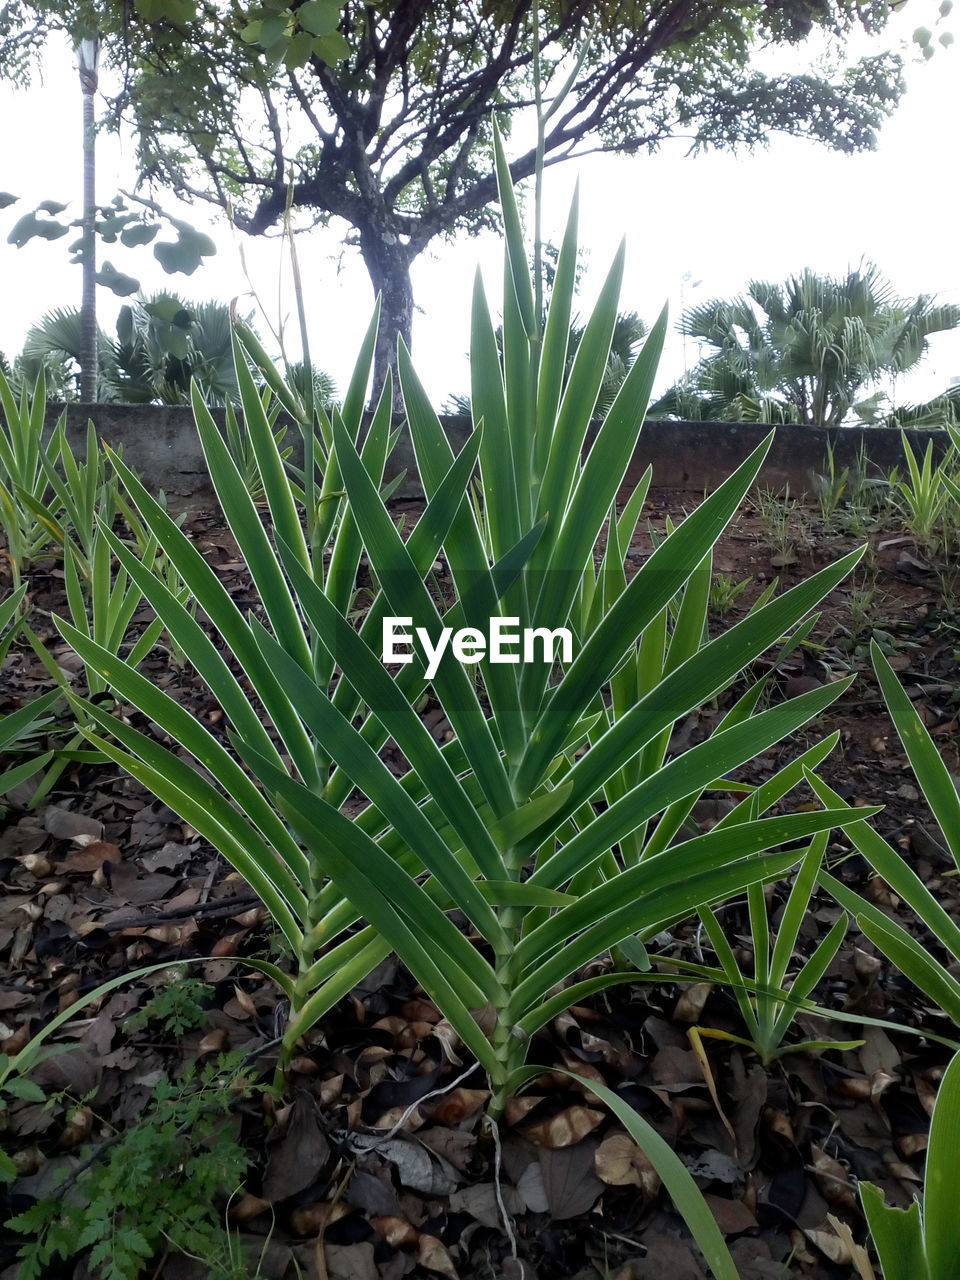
left=489, top=901, right=526, bottom=1121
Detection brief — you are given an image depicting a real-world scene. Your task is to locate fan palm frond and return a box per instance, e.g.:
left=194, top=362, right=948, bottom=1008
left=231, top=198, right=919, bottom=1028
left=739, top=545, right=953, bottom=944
left=658, top=264, right=960, bottom=425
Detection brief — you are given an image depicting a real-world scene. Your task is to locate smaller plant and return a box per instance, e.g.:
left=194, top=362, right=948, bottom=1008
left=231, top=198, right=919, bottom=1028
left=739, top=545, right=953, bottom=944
left=837, top=570, right=891, bottom=650
left=891, top=433, right=954, bottom=550
left=0, top=1037, right=73, bottom=1183
left=814, top=641, right=960, bottom=1027
left=858, top=1047, right=960, bottom=1280
left=6, top=1053, right=256, bottom=1280
left=709, top=571, right=753, bottom=616
left=0, top=368, right=58, bottom=584
left=125, top=977, right=214, bottom=1037
left=0, top=686, right=62, bottom=815
left=0, top=588, right=63, bottom=811
left=754, top=486, right=812, bottom=561
left=695, top=830, right=861, bottom=1065
left=0, top=578, right=27, bottom=667
left=0, top=964, right=181, bottom=1182
left=27, top=528, right=165, bottom=698
left=20, top=422, right=122, bottom=580
left=812, top=440, right=850, bottom=523
left=941, top=424, right=960, bottom=507
left=223, top=388, right=292, bottom=505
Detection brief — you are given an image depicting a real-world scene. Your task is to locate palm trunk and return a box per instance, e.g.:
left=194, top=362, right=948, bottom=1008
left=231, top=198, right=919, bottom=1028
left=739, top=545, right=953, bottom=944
left=79, top=46, right=99, bottom=403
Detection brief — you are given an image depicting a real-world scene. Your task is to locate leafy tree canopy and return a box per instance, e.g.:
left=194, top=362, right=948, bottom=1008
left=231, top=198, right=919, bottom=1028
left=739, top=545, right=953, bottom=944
left=0, top=1, right=916, bottom=382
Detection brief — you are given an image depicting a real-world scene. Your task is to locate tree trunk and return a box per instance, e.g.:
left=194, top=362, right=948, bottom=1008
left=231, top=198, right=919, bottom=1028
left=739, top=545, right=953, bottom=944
left=359, top=228, right=414, bottom=410
left=79, top=50, right=98, bottom=404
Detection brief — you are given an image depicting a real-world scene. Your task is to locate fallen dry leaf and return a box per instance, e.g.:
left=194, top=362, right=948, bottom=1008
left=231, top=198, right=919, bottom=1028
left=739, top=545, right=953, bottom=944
left=704, top=1192, right=757, bottom=1235
left=539, top=1143, right=604, bottom=1219
left=229, top=1193, right=271, bottom=1223
left=262, top=1093, right=330, bottom=1202
left=55, top=840, right=122, bottom=873
left=803, top=1224, right=854, bottom=1265
left=673, top=983, right=714, bottom=1023
left=809, top=1144, right=857, bottom=1210
left=827, top=1213, right=877, bottom=1280
left=371, top=1215, right=419, bottom=1250
left=504, top=1096, right=545, bottom=1126
left=196, top=1027, right=229, bottom=1056
left=522, top=1104, right=604, bottom=1148
left=595, top=1131, right=660, bottom=1196
left=323, top=1242, right=378, bottom=1280
left=417, top=1233, right=458, bottom=1278
left=428, top=1086, right=489, bottom=1126
left=42, top=806, right=103, bottom=842
left=341, top=1133, right=460, bottom=1195
left=288, top=1200, right=349, bottom=1237
left=448, top=1181, right=524, bottom=1229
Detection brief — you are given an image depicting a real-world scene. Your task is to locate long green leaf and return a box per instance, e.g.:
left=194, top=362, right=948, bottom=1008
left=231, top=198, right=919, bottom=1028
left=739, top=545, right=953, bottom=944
left=531, top=679, right=854, bottom=888
left=518, top=434, right=775, bottom=791
left=871, top=640, right=960, bottom=867
left=521, top=1068, right=740, bottom=1280
left=860, top=1184, right=927, bottom=1280
left=923, top=1047, right=960, bottom=1278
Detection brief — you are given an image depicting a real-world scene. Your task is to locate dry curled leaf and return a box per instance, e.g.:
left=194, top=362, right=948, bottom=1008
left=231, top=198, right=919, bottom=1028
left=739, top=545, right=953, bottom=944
left=595, top=1132, right=660, bottom=1196
left=197, top=1027, right=229, bottom=1056
left=232, top=984, right=258, bottom=1018
left=289, top=1200, right=349, bottom=1237
left=55, top=841, right=122, bottom=873
left=810, top=1144, right=857, bottom=1210
left=504, top=1096, right=544, bottom=1126
left=371, top=1215, right=419, bottom=1250
left=673, top=983, right=713, bottom=1023
left=803, top=1224, right=854, bottom=1265
left=417, top=1233, right=458, bottom=1277
left=429, top=1086, right=489, bottom=1126
left=229, top=1193, right=271, bottom=1223
left=523, top=1104, right=604, bottom=1148
left=60, top=1106, right=94, bottom=1147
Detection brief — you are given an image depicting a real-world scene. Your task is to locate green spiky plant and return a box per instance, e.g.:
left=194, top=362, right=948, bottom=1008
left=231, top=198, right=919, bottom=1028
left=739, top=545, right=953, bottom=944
left=813, top=639, right=960, bottom=1028
left=50, top=125, right=881, bottom=1277
left=859, top=1047, right=960, bottom=1280
left=0, top=369, right=59, bottom=584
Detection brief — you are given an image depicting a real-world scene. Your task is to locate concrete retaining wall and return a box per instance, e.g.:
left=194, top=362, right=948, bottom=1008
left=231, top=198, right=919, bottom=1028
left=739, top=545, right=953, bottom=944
left=47, top=402, right=952, bottom=501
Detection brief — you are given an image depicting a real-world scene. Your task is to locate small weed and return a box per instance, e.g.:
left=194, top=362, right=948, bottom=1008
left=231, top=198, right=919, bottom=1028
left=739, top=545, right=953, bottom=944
left=844, top=575, right=887, bottom=642
left=6, top=1053, right=257, bottom=1280
left=811, top=441, right=850, bottom=523
left=755, top=487, right=813, bottom=559
left=709, top=572, right=753, bottom=615
left=125, top=977, right=214, bottom=1037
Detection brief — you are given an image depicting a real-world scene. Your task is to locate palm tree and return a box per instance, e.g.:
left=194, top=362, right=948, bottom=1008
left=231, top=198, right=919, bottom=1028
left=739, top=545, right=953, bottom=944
left=13, top=295, right=339, bottom=410
left=76, top=34, right=100, bottom=403
left=651, top=265, right=960, bottom=427
left=15, top=295, right=248, bottom=405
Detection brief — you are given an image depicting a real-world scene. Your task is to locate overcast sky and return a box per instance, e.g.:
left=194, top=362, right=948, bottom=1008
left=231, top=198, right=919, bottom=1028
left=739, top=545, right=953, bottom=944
left=1, top=3, right=958, bottom=409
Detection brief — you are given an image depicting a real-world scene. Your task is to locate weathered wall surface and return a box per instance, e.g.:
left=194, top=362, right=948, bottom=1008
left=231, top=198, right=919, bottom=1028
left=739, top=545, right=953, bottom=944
left=47, top=403, right=952, bottom=501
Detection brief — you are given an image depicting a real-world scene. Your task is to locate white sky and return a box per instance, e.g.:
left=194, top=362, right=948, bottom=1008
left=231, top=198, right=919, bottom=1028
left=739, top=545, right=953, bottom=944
left=1, top=2, right=958, bottom=409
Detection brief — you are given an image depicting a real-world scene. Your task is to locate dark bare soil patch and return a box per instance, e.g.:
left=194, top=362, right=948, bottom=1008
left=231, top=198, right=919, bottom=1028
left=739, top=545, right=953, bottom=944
left=1, top=490, right=957, bottom=1280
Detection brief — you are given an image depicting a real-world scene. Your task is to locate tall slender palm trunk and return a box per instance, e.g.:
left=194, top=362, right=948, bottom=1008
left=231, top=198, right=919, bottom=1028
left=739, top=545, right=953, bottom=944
left=78, top=40, right=99, bottom=403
